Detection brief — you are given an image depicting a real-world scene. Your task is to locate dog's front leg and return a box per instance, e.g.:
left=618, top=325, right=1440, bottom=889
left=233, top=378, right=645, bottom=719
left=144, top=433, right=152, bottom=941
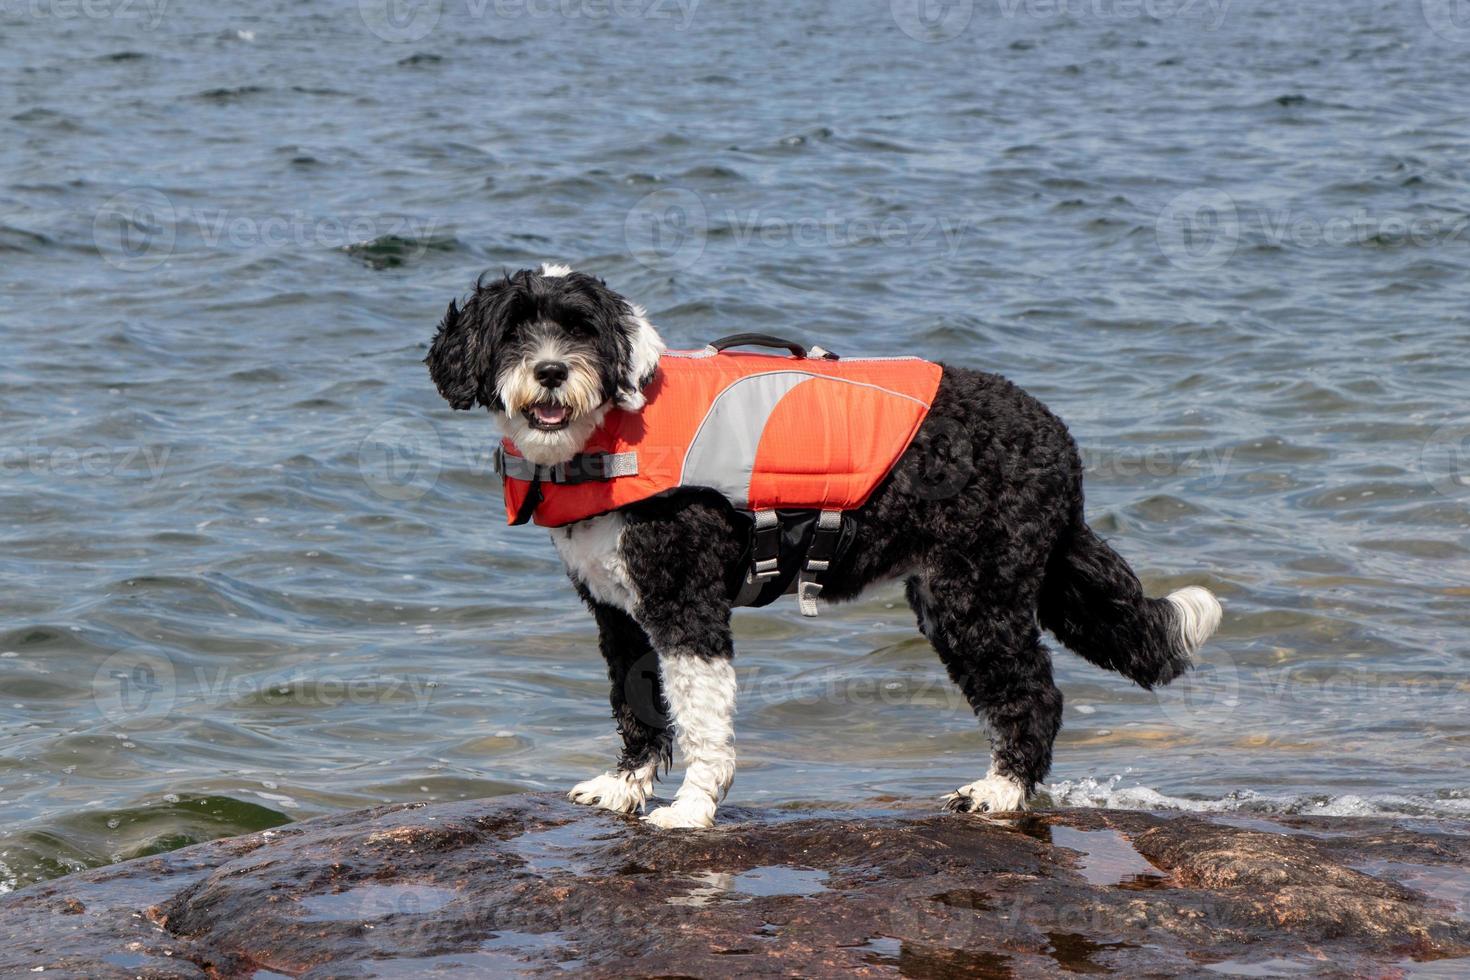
left=641, top=642, right=736, bottom=830
left=567, top=599, right=672, bottom=814
left=617, top=504, right=744, bottom=830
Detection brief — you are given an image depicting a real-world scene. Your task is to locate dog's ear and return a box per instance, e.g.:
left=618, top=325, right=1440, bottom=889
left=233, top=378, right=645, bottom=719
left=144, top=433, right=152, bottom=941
left=616, top=303, right=665, bottom=411
left=425, top=297, right=485, bottom=410
left=426, top=281, right=513, bottom=412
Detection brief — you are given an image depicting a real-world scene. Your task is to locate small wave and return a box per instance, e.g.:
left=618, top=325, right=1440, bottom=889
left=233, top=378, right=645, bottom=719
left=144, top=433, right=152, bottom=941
left=1047, top=775, right=1470, bottom=819
left=196, top=86, right=269, bottom=103
left=340, top=233, right=462, bottom=270
left=0, top=224, right=54, bottom=254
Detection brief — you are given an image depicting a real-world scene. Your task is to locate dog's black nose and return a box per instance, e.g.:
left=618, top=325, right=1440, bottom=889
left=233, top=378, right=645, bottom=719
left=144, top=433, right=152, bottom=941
left=534, top=361, right=569, bottom=388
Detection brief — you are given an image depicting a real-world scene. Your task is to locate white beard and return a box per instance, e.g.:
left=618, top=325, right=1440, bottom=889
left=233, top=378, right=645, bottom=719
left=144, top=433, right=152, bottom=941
left=497, top=402, right=607, bottom=467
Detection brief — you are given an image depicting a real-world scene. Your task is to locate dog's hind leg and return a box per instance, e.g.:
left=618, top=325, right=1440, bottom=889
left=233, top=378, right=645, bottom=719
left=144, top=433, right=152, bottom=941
left=568, top=601, right=672, bottom=814
left=909, top=561, right=1064, bottom=814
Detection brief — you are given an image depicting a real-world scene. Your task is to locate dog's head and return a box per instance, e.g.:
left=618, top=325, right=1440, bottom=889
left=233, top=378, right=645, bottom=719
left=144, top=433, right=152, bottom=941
left=425, top=264, right=664, bottom=465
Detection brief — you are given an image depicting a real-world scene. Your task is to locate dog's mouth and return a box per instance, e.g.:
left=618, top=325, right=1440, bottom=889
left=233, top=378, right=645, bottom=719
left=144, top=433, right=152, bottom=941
left=523, top=402, right=572, bottom=432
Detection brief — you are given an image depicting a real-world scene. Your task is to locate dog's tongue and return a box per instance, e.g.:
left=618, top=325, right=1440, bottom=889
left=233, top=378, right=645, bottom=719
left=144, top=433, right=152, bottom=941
left=532, top=404, right=568, bottom=425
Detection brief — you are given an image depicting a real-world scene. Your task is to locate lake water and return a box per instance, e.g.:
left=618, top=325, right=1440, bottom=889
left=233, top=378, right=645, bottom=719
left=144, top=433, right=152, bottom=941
left=2, top=0, right=1469, bottom=892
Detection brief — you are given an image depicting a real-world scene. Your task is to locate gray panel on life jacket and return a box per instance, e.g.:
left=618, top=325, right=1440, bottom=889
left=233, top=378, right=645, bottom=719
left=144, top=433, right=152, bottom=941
left=679, top=371, right=816, bottom=508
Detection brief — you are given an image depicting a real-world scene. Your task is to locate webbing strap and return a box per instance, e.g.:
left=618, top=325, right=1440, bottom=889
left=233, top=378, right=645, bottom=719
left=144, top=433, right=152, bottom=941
left=733, top=509, right=782, bottom=608
left=751, top=509, right=780, bottom=578
left=797, top=509, right=844, bottom=617
left=494, top=448, right=638, bottom=485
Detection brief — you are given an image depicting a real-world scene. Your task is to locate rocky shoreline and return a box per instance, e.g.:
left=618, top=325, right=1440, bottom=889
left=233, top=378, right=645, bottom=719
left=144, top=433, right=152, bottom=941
left=2, top=793, right=1467, bottom=977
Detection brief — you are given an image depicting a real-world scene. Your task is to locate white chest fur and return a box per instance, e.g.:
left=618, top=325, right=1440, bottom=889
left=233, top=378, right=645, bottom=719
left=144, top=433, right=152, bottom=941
left=548, top=512, right=638, bottom=614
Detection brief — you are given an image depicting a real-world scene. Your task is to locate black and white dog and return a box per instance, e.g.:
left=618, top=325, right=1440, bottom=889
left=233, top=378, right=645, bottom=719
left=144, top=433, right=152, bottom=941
left=426, top=264, right=1222, bottom=829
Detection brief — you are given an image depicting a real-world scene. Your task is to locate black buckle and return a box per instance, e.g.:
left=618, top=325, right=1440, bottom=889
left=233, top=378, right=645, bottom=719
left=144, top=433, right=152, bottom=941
left=807, top=524, right=841, bottom=564
left=556, top=453, right=610, bottom=484
left=752, top=520, right=781, bottom=578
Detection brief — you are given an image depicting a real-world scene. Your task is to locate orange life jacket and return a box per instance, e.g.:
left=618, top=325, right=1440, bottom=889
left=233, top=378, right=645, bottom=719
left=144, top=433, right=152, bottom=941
left=495, top=338, right=942, bottom=529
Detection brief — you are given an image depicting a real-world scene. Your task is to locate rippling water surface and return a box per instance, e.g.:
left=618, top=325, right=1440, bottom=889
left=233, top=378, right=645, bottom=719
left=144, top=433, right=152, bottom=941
left=2, top=1, right=1469, bottom=891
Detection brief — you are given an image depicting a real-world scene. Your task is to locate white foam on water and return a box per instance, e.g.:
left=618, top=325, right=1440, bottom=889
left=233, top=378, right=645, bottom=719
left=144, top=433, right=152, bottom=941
left=1046, top=775, right=1470, bottom=820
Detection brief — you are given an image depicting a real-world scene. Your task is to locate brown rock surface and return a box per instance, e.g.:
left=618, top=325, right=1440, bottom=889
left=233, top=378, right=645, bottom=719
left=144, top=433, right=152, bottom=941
left=1, top=793, right=1467, bottom=978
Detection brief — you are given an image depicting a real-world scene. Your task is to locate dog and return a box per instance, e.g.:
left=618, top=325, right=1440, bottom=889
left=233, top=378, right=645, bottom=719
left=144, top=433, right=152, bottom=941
left=425, top=264, right=1222, bottom=829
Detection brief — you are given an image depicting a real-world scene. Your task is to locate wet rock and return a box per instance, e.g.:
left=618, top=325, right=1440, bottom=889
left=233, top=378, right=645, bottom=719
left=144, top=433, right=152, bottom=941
left=1, top=794, right=1467, bottom=978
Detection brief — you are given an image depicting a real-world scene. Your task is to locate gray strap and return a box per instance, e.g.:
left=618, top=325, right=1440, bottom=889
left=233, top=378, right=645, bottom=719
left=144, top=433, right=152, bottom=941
left=495, top=449, right=543, bottom=481
left=593, top=452, right=640, bottom=479
left=733, top=569, right=767, bottom=608
left=494, top=449, right=638, bottom=484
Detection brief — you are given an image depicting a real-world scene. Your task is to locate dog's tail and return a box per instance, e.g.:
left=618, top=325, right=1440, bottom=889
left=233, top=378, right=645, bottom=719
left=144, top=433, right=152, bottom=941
left=1037, top=518, right=1221, bottom=689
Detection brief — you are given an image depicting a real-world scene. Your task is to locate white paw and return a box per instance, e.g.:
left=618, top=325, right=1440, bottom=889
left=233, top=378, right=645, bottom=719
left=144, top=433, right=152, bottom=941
left=943, top=772, right=1029, bottom=814
left=642, top=798, right=716, bottom=830
left=567, top=767, right=653, bottom=814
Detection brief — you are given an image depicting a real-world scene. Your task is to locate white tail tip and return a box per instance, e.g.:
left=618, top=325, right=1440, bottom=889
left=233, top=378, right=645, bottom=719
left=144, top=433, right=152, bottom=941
left=1165, top=586, right=1222, bottom=655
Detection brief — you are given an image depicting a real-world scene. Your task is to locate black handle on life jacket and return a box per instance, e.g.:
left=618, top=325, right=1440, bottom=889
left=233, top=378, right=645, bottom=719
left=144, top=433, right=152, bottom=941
left=708, top=333, right=838, bottom=360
